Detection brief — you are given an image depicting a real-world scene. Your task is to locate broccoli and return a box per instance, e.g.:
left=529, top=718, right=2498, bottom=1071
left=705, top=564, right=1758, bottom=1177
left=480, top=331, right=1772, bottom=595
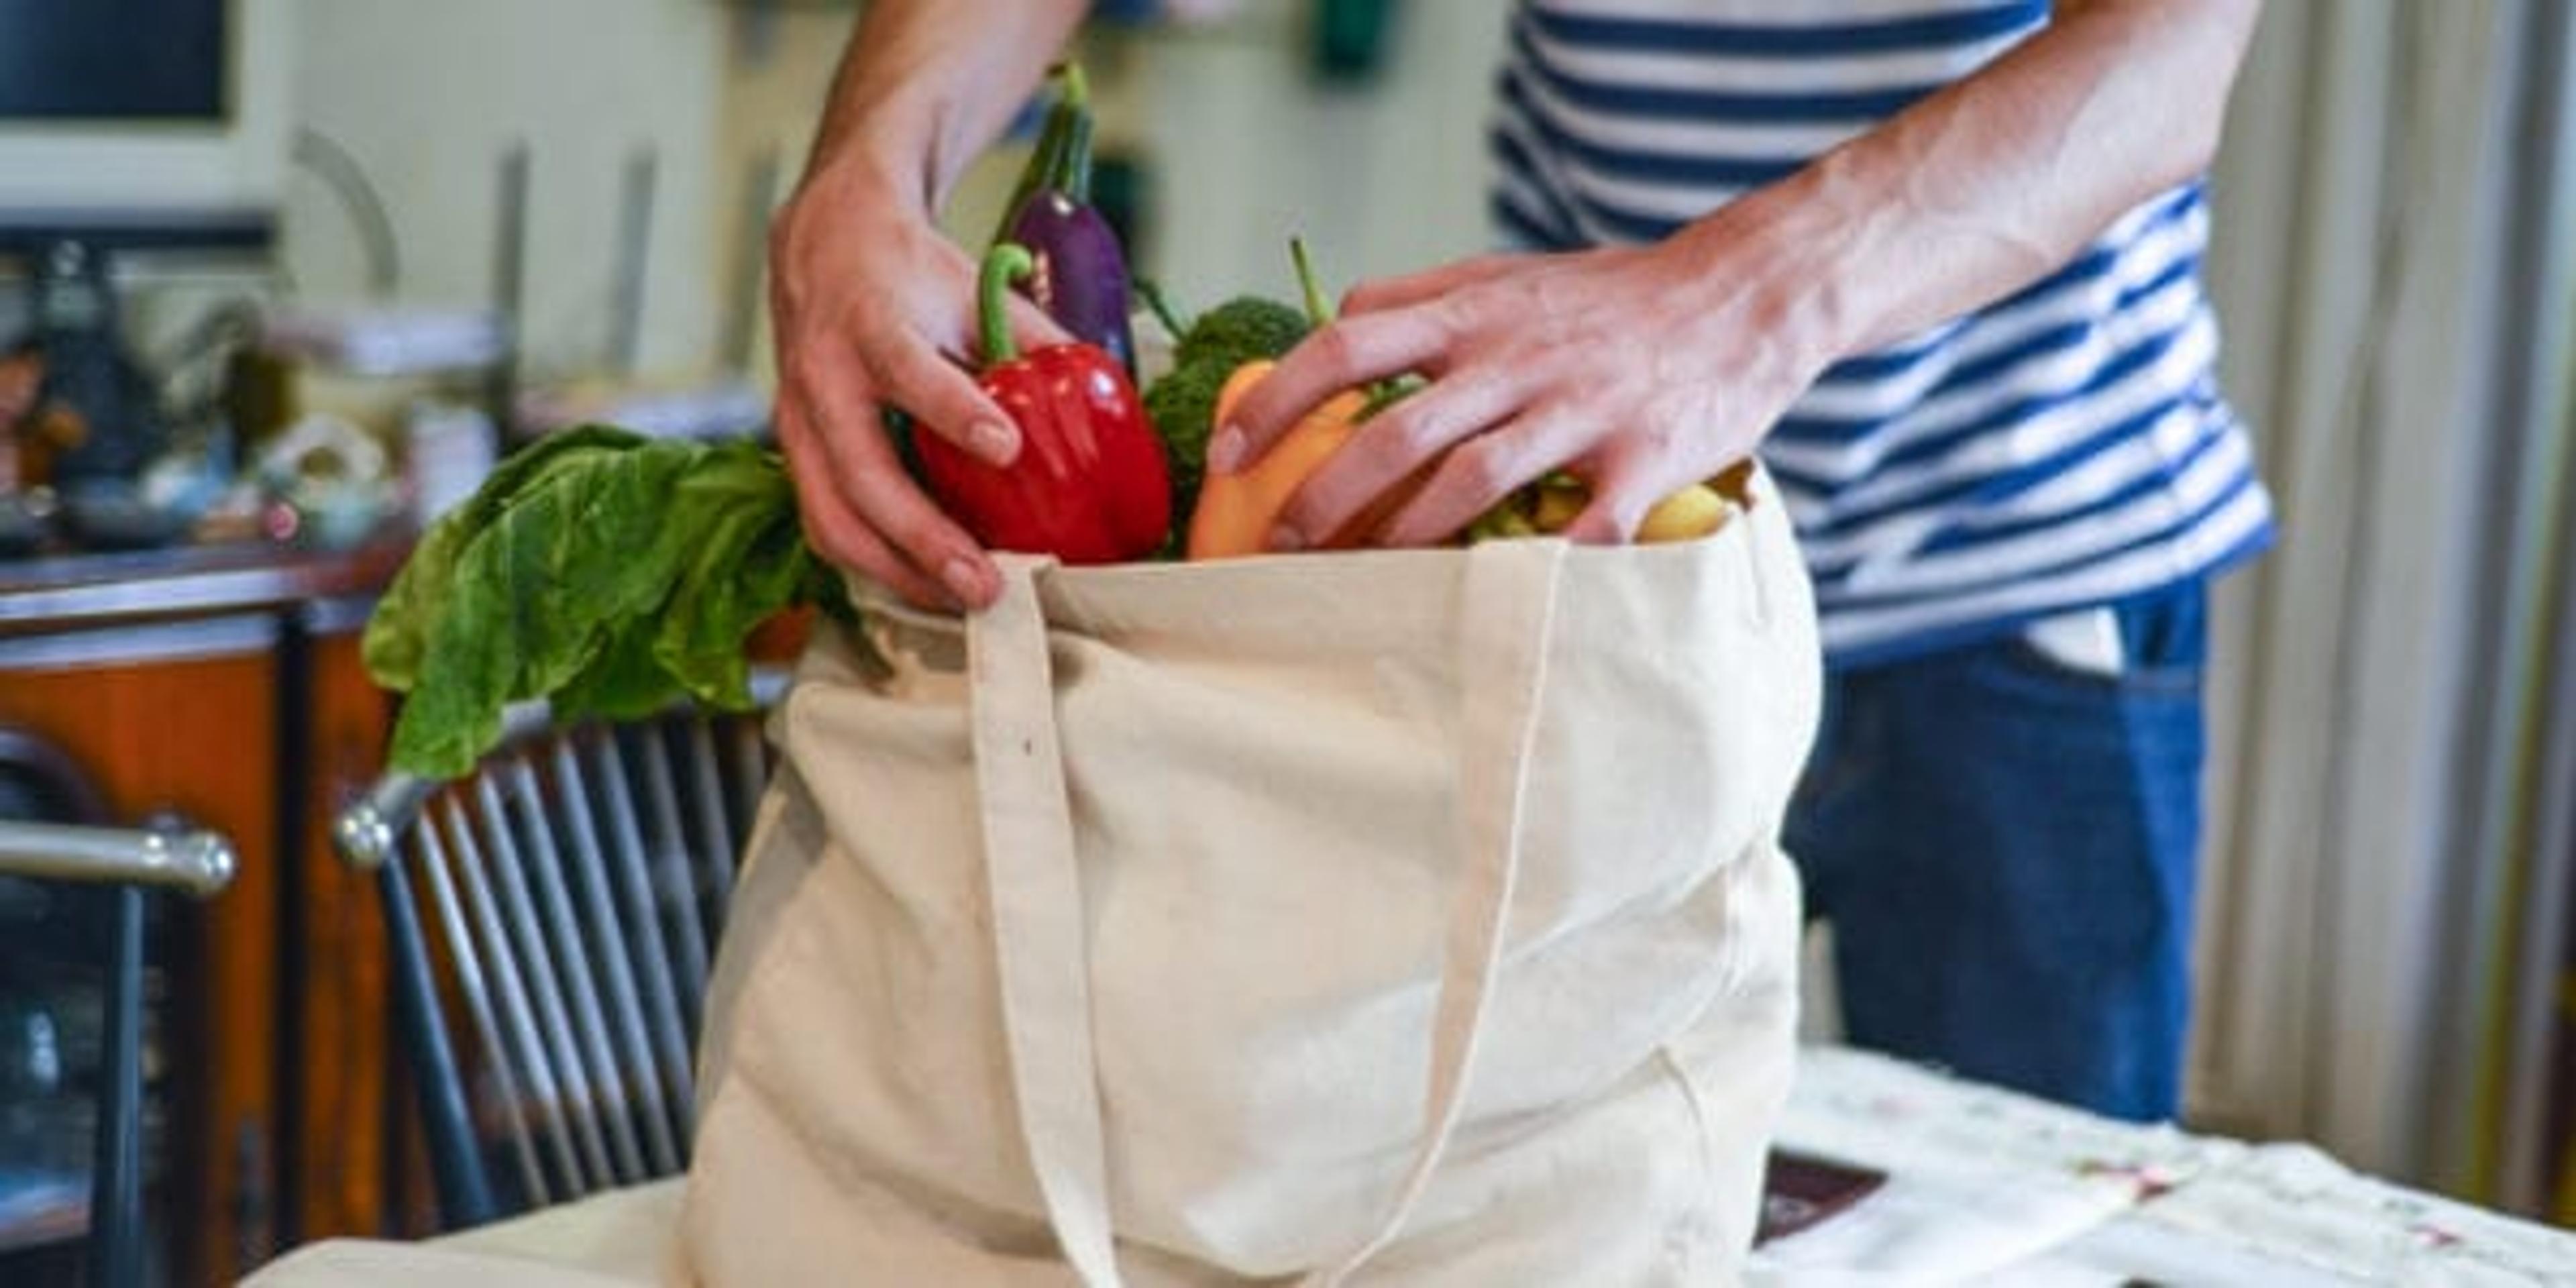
left=1175, top=296, right=1309, bottom=372
left=1144, top=359, right=1229, bottom=525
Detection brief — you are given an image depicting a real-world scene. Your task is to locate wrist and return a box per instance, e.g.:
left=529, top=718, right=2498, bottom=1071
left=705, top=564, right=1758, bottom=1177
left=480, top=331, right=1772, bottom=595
left=1664, top=178, right=1870, bottom=390
left=799, top=136, right=936, bottom=221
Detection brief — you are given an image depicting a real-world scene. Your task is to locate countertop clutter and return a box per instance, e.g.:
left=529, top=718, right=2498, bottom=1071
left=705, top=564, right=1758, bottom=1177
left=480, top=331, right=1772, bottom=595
left=1751, top=1047, right=2576, bottom=1285
left=0, top=531, right=412, bottom=632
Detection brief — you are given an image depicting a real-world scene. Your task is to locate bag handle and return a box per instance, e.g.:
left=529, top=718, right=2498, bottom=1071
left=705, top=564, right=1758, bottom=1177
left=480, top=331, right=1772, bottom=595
left=969, top=553, right=1126, bottom=1288
left=1308, top=537, right=1569, bottom=1285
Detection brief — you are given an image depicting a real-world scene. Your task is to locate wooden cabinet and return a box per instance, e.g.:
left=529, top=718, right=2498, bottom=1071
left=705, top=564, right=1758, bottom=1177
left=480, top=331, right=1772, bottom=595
left=0, top=538, right=411, bottom=1285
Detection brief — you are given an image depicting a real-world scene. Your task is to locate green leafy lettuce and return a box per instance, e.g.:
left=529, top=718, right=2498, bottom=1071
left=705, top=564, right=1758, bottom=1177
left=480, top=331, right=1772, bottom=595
left=364, top=427, right=847, bottom=778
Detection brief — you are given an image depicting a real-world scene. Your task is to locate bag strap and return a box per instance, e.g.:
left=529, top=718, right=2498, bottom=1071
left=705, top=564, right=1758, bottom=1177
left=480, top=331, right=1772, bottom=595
left=969, top=553, right=1126, bottom=1288
left=1309, top=537, right=1570, bottom=1285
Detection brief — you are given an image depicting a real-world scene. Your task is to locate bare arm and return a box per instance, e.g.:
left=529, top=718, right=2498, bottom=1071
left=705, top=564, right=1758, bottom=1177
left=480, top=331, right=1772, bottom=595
left=1746, top=0, right=2259, bottom=358
left=1226, top=0, right=2263, bottom=548
left=770, top=0, right=1086, bottom=608
left=802, top=0, right=1087, bottom=217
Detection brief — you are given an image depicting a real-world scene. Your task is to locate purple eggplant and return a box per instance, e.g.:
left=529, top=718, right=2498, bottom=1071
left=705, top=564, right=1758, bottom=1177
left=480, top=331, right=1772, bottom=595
left=997, top=64, right=1138, bottom=376
left=1010, top=197, right=1137, bottom=376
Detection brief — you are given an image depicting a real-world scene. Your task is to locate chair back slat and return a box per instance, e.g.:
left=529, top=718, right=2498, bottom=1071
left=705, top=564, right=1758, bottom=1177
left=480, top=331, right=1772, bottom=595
left=499, top=757, right=649, bottom=1186
left=345, top=684, right=782, bottom=1227
left=411, top=820, right=550, bottom=1210
left=633, top=731, right=716, bottom=1025
left=678, top=718, right=739, bottom=924
left=465, top=777, right=614, bottom=1193
left=549, top=741, right=682, bottom=1177
left=436, top=796, right=590, bottom=1198
left=583, top=729, right=699, bottom=1146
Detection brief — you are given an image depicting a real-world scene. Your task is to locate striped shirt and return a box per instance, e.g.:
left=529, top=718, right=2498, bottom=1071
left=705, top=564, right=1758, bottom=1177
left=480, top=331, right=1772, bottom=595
left=1493, top=0, right=2273, bottom=663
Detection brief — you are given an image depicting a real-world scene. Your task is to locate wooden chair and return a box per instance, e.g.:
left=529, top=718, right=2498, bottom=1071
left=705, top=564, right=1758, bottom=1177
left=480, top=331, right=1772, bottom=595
left=331, top=675, right=785, bottom=1231
left=0, top=820, right=236, bottom=1288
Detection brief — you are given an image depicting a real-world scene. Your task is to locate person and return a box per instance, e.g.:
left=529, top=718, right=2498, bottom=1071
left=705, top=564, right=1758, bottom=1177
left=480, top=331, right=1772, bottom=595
left=767, top=0, right=2269, bottom=1123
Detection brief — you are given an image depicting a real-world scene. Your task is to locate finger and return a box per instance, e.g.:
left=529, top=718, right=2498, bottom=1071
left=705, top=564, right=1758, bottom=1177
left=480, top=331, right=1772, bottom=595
left=1273, top=374, right=1523, bottom=549
left=1340, top=254, right=1520, bottom=317
left=775, top=396, right=955, bottom=607
left=794, top=464, right=954, bottom=608
left=792, top=358, right=1004, bottom=608
left=860, top=333, right=1024, bottom=467
left=1563, top=446, right=1674, bottom=545
left=837, top=424, right=1004, bottom=610
left=1378, top=407, right=1592, bottom=548
left=1218, top=309, right=1451, bottom=472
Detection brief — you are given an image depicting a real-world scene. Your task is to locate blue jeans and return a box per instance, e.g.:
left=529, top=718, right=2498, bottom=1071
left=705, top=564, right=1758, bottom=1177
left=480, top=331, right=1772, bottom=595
left=1785, top=583, right=2208, bottom=1122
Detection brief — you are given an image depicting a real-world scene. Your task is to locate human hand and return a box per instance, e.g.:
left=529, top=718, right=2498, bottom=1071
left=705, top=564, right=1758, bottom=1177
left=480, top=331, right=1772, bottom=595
left=768, top=164, right=1068, bottom=609
left=1210, top=231, right=1833, bottom=549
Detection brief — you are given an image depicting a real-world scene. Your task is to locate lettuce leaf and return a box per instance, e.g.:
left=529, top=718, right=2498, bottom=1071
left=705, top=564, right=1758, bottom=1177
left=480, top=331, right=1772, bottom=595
left=364, top=424, right=643, bottom=692
left=368, top=427, right=847, bottom=778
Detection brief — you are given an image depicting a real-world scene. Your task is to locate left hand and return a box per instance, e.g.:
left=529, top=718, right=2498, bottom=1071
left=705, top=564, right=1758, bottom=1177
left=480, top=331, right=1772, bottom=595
left=1210, top=232, right=1830, bottom=549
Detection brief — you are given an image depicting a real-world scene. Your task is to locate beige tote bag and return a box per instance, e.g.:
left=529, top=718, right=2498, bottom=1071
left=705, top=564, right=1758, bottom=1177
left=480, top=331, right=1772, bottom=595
left=680, top=468, right=1821, bottom=1287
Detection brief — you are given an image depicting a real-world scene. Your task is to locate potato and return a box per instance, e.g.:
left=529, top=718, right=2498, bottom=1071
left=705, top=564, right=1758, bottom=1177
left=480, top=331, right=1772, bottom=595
left=1636, top=483, right=1729, bottom=543
left=1531, top=482, right=1588, bottom=533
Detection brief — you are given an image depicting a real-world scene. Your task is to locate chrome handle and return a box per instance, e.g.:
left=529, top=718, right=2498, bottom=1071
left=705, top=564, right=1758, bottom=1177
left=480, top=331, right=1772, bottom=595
left=0, top=821, right=237, bottom=897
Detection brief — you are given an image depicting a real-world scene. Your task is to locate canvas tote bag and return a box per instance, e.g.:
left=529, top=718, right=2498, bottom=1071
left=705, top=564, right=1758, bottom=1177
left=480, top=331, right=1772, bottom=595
left=680, top=467, right=1821, bottom=1286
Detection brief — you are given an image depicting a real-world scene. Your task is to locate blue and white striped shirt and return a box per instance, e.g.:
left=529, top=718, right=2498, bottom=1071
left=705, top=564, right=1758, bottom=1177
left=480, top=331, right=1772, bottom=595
left=1494, top=0, right=2273, bottom=663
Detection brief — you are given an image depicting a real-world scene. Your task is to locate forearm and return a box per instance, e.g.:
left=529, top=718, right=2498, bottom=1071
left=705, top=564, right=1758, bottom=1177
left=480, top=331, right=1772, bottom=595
left=1697, top=0, right=2261, bottom=364
left=804, top=0, right=1090, bottom=215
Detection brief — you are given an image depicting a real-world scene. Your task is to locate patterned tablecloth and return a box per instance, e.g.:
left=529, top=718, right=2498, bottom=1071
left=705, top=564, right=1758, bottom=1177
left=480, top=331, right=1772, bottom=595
left=1756, top=1046, right=2576, bottom=1286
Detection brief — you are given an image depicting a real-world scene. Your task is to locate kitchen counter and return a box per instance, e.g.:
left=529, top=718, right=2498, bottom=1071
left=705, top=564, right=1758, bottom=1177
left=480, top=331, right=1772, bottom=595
left=0, top=533, right=413, bottom=636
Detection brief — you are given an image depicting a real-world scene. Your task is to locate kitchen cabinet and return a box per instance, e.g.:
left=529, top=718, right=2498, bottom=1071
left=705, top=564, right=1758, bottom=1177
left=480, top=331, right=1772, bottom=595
left=0, top=536, right=414, bottom=1285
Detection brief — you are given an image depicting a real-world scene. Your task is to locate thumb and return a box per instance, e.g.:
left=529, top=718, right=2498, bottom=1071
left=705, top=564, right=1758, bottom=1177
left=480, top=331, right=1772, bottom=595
left=1004, top=292, right=1077, bottom=356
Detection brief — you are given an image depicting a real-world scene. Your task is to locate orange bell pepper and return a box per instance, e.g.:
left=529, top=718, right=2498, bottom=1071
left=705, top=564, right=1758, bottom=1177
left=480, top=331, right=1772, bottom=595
left=1185, top=360, right=1371, bottom=559
left=1187, top=240, right=1440, bottom=559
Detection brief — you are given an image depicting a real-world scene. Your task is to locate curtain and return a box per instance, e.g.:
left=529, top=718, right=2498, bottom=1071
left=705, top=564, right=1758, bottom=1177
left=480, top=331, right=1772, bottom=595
left=2187, top=0, right=2576, bottom=1216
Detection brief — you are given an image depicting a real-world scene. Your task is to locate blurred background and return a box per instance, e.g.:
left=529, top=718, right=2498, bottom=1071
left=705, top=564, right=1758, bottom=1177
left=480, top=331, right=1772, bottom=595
left=0, top=1, right=2571, bottom=1283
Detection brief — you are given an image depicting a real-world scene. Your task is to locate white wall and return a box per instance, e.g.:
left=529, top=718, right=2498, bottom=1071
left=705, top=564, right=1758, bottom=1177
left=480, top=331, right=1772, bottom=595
left=281, top=0, right=729, bottom=378
left=1124, top=5, right=1508, bottom=305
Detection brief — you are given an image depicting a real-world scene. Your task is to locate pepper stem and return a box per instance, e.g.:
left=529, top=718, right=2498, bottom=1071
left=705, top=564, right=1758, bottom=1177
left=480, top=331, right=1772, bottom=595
left=981, top=242, right=1035, bottom=363
left=1044, top=62, right=1099, bottom=202
left=987, top=63, right=1085, bottom=248
left=1059, top=105, right=1097, bottom=205
left=1137, top=279, right=1191, bottom=341
left=1293, top=237, right=1413, bottom=411
left=1290, top=236, right=1334, bottom=325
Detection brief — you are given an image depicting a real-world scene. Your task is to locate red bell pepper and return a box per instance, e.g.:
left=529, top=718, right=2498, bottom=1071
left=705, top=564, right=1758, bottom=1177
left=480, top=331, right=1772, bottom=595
left=917, top=242, right=1172, bottom=565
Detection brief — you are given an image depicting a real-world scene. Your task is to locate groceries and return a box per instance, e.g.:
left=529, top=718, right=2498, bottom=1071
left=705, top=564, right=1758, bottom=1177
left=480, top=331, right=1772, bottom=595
left=994, top=64, right=1139, bottom=375
left=914, top=243, right=1171, bottom=566
left=362, top=427, right=839, bottom=776
left=360, top=58, right=1759, bottom=776
left=1138, top=284, right=1310, bottom=525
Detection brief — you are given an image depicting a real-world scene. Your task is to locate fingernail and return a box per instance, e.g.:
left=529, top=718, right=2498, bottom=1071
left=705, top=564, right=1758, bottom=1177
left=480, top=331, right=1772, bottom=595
left=971, top=420, right=1020, bottom=466
left=943, top=557, right=992, bottom=607
left=1208, top=425, right=1246, bottom=475
left=1268, top=523, right=1305, bottom=553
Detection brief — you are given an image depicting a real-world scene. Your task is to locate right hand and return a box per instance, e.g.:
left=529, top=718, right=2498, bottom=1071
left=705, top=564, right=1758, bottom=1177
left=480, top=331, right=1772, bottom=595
left=767, top=163, right=1066, bottom=610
